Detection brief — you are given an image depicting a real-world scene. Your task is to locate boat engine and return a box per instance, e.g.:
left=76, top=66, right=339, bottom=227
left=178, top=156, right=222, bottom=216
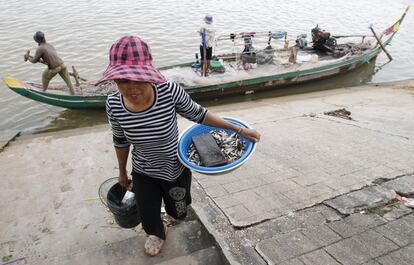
left=311, top=25, right=337, bottom=52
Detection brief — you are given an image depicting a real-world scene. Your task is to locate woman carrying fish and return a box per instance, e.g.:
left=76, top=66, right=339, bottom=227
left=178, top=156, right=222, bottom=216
left=98, top=36, right=261, bottom=256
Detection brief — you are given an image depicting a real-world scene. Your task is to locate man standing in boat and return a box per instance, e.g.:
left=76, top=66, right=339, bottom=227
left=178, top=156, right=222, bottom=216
left=24, top=31, right=75, bottom=95
left=199, top=15, right=215, bottom=76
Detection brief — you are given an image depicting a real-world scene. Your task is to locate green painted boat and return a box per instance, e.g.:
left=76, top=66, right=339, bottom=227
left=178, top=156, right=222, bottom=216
left=2, top=7, right=409, bottom=109
left=165, top=47, right=382, bottom=101
left=1, top=78, right=107, bottom=109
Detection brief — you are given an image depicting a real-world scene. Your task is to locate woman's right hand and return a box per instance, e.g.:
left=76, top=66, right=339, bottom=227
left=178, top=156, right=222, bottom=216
left=118, top=172, right=129, bottom=188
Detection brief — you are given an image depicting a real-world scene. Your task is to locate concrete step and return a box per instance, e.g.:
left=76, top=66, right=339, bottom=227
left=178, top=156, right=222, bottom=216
left=45, top=213, right=224, bottom=265
left=0, top=130, right=20, bottom=151
left=154, top=246, right=224, bottom=265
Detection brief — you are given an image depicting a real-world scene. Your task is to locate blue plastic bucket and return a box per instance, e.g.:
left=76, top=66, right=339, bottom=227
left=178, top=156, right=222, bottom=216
left=178, top=117, right=256, bottom=174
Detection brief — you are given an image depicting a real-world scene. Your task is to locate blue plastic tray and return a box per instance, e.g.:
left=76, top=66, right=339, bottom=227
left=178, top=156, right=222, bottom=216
left=178, top=117, right=256, bottom=174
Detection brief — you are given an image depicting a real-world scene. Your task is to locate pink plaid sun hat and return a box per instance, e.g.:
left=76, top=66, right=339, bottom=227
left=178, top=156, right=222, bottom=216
left=96, top=36, right=166, bottom=85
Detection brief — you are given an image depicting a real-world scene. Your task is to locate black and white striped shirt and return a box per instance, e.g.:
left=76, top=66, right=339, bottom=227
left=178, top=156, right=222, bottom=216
left=106, top=82, right=207, bottom=181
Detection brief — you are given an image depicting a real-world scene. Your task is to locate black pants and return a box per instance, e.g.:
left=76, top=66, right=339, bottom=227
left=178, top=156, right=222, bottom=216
left=132, top=168, right=192, bottom=240
left=199, top=45, right=212, bottom=60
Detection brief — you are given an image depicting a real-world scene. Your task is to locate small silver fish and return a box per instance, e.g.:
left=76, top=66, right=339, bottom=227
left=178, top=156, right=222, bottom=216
left=187, top=130, right=246, bottom=165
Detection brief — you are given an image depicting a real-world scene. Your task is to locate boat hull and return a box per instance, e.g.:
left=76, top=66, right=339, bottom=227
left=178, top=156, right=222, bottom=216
left=1, top=77, right=106, bottom=109
left=0, top=50, right=380, bottom=109
left=0, top=48, right=382, bottom=109
left=184, top=47, right=381, bottom=101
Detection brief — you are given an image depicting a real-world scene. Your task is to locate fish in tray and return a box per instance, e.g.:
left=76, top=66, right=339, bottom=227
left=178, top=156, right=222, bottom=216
left=187, top=130, right=246, bottom=166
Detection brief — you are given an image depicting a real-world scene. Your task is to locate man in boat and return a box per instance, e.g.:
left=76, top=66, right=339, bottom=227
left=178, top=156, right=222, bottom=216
left=241, top=32, right=257, bottom=70
left=199, top=15, right=215, bottom=76
left=24, top=31, right=75, bottom=95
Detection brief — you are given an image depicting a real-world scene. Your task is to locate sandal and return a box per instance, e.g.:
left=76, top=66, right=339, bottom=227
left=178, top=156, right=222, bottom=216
left=163, top=214, right=179, bottom=227
left=144, top=223, right=167, bottom=256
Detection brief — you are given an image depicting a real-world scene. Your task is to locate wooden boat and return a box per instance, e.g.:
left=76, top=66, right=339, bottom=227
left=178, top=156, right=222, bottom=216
left=1, top=78, right=107, bottom=109
left=2, top=7, right=409, bottom=109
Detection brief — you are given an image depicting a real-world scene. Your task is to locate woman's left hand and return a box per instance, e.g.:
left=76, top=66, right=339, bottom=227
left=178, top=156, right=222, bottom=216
left=239, top=128, right=261, bottom=142
left=202, top=112, right=261, bottom=142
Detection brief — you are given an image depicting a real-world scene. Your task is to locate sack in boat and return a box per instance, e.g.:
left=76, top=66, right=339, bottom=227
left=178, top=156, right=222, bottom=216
left=241, top=53, right=256, bottom=64
left=256, top=50, right=273, bottom=64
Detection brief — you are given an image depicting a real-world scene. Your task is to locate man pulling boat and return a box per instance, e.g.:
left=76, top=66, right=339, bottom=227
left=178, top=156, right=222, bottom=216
left=24, top=31, right=75, bottom=95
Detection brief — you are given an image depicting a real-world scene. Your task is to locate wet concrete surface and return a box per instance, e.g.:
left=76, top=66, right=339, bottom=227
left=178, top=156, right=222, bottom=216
left=0, top=125, right=226, bottom=265
left=0, top=130, right=20, bottom=151
left=190, top=80, right=414, bottom=265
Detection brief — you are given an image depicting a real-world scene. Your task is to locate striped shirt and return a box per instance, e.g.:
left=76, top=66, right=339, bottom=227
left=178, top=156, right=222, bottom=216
left=106, top=82, right=207, bottom=181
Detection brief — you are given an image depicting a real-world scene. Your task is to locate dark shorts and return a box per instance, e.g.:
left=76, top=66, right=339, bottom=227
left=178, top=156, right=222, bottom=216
left=200, top=45, right=213, bottom=60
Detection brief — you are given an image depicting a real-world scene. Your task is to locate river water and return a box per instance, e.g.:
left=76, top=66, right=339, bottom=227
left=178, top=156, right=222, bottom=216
left=0, top=0, right=412, bottom=136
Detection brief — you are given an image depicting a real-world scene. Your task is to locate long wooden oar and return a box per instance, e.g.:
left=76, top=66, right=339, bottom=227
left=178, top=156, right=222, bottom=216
left=332, top=34, right=371, bottom=38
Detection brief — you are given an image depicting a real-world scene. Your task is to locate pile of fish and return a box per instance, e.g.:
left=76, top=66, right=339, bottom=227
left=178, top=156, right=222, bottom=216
left=81, top=80, right=118, bottom=96
left=187, top=129, right=246, bottom=166
left=333, top=42, right=372, bottom=57
left=42, top=80, right=118, bottom=96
